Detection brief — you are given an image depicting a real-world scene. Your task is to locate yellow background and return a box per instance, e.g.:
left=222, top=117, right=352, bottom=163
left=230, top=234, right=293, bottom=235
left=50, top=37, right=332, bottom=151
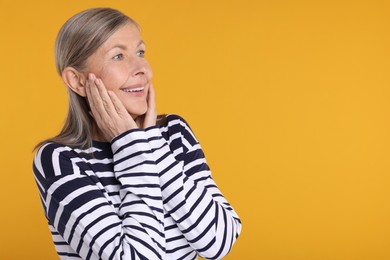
left=0, top=0, right=389, bottom=259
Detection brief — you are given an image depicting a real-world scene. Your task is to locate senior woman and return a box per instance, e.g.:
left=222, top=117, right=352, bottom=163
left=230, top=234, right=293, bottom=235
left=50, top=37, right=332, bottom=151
left=33, top=7, right=241, bottom=260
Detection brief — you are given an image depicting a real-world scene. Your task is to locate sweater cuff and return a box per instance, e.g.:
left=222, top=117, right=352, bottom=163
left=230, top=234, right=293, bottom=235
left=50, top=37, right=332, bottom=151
left=111, top=128, right=149, bottom=155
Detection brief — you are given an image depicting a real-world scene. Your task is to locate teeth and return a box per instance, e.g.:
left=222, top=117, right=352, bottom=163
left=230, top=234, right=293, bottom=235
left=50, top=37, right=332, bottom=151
left=121, top=87, right=144, bottom=92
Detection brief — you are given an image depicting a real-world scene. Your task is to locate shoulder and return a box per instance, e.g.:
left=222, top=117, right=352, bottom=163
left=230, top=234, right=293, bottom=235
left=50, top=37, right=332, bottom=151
left=33, top=142, right=82, bottom=179
left=34, top=142, right=80, bottom=161
left=34, top=142, right=71, bottom=163
left=158, top=114, right=200, bottom=148
left=158, top=114, right=189, bottom=127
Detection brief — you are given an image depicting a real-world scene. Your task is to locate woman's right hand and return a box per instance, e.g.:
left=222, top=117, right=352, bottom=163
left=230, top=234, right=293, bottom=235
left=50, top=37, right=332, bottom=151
left=85, top=73, right=138, bottom=141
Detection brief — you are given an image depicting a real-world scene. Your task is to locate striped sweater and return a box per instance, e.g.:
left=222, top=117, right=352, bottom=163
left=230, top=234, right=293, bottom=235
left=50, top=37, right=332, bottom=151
left=33, top=114, right=241, bottom=260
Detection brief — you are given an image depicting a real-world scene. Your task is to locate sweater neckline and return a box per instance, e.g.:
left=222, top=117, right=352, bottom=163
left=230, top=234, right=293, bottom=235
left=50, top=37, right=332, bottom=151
left=92, top=140, right=111, bottom=150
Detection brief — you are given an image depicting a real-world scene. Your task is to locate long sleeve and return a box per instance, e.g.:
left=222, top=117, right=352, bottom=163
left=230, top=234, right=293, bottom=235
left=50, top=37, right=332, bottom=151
left=33, top=114, right=241, bottom=260
left=145, top=115, right=242, bottom=259
left=33, top=130, right=166, bottom=260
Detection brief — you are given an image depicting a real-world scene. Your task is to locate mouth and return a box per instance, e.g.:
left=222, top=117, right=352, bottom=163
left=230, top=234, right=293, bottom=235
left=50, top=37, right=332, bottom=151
left=120, top=86, right=144, bottom=92
left=120, top=85, right=145, bottom=95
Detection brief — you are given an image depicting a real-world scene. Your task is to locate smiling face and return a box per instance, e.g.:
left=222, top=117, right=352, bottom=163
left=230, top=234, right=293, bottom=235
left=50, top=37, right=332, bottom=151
left=85, top=22, right=152, bottom=118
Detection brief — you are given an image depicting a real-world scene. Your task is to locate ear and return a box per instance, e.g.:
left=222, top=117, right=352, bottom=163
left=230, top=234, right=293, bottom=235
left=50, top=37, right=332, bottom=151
left=62, top=67, right=87, bottom=97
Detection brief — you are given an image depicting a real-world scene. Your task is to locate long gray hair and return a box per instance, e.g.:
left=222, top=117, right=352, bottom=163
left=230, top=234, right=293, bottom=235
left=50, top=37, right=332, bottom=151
left=36, top=8, right=163, bottom=150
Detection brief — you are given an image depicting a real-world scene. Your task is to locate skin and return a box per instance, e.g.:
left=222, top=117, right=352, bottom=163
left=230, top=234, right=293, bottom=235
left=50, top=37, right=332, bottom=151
left=64, top=22, right=156, bottom=142
left=86, top=73, right=156, bottom=142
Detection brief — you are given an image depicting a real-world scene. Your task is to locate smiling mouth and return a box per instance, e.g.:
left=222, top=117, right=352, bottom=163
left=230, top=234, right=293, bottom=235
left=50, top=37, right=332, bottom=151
left=120, top=87, right=144, bottom=93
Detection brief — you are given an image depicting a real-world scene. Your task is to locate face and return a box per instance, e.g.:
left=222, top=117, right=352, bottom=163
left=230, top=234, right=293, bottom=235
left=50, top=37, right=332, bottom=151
left=85, top=22, right=152, bottom=118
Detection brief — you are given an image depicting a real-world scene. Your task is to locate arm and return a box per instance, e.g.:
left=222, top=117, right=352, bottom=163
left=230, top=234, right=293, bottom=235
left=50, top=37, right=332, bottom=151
left=88, top=75, right=241, bottom=258
left=146, top=115, right=242, bottom=259
left=34, top=137, right=165, bottom=260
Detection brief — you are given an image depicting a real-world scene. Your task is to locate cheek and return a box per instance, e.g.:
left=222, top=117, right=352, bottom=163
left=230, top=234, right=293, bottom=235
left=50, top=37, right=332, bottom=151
left=146, top=63, right=153, bottom=80
left=99, top=66, right=129, bottom=90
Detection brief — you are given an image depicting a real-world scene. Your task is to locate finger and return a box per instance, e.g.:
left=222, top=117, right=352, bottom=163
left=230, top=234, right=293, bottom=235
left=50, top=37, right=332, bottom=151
left=86, top=74, right=107, bottom=120
left=84, top=74, right=94, bottom=105
left=144, top=84, right=157, bottom=128
left=107, top=90, right=125, bottom=114
left=85, top=74, right=101, bottom=118
left=147, top=84, right=156, bottom=112
left=108, top=91, right=138, bottom=128
left=94, top=78, right=117, bottom=116
left=108, top=91, right=133, bottom=117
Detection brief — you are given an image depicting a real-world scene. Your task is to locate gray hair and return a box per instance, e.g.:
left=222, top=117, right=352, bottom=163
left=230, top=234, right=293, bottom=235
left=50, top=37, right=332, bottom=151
left=37, top=8, right=135, bottom=150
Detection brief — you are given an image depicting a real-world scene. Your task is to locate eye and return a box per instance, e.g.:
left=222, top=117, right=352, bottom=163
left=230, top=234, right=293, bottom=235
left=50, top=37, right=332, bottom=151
left=112, top=53, right=124, bottom=61
left=136, top=50, right=145, bottom=57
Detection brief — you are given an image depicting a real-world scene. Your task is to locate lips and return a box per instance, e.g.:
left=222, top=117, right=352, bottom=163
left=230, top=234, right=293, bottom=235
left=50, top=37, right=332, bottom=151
left=120, top=84, right=145, bottom=94
left=120, top=86, right=144, bottom=92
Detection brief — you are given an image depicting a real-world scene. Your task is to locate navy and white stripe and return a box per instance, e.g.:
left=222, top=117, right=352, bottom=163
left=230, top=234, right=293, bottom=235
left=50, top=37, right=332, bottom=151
left=33, top=114, right=241, bottom=260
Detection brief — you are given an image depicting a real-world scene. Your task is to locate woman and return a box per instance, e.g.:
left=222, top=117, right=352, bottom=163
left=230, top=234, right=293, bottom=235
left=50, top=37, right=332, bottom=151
left=33, top=7, right=241, bottom=260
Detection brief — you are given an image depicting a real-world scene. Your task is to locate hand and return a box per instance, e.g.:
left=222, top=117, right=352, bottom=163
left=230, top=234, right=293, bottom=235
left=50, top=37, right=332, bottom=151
left=85, top=73, right=137, bottom=141
left=134, top=83, right=157, bottom=129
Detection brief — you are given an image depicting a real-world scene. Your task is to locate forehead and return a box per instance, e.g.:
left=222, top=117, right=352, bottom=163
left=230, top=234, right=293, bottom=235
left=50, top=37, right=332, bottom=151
left=100, top=22, right=142, bottom=50
left=86, top=22, right=143, bottom=68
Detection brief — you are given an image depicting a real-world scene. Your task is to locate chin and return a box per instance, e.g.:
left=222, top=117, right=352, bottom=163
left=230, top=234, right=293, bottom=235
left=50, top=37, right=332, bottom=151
left=127, top=105, right=148, bottom=118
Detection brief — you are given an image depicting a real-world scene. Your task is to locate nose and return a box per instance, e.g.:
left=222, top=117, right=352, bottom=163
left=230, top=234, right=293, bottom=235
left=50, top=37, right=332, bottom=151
left=130, top=57, right=150, bottom=78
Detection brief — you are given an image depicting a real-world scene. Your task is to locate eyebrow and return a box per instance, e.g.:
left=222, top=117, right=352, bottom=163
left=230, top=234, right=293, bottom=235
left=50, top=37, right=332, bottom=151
left=109, top=40, right=145, bottom=51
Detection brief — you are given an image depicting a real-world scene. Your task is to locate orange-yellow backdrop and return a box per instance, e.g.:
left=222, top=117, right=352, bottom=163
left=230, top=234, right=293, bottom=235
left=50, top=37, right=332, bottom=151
left=1, top=0, right=389, bottom=259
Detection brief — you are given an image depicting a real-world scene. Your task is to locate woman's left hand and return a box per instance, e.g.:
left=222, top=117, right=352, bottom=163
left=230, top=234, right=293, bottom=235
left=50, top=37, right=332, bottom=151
left=135, top=84, right=157, bottom=128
